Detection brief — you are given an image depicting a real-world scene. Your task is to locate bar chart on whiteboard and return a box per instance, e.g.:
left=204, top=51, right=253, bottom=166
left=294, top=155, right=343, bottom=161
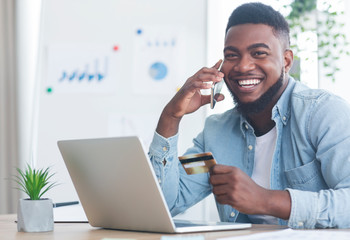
left=46, top=44, right=121, bottom=94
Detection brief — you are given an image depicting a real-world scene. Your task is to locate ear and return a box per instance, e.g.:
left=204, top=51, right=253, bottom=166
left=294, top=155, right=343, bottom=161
left=283, top=49, right=294, bottom=74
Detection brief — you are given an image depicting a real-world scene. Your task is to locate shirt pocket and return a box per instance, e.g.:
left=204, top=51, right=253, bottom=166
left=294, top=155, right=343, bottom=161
left=284, top=159, right=328, bottom=191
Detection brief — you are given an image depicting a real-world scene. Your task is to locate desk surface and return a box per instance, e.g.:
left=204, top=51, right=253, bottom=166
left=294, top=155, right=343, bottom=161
left=1, top=214, right=289, bottom=240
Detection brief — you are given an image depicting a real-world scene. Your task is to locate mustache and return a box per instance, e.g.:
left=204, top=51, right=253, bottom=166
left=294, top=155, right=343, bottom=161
left=229, top=68, right=285, bottom=116
left=227, top=71, right=261, bottom=80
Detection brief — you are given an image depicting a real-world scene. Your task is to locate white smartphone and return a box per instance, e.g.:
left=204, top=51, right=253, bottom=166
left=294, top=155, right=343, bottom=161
left=210, top=60, right=224, bottom=109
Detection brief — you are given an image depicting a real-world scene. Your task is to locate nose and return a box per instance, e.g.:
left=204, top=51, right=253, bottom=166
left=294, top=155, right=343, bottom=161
left=233, top=55, right=255, bottom=73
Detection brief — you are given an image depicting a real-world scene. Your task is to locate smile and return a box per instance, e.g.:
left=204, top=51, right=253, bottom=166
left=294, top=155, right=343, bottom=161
left=238, top=79, right=261, bottom=88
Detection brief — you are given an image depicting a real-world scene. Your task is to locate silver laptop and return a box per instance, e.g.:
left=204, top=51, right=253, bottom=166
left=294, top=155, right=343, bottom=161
left=57, top=136, right=251, bottom=233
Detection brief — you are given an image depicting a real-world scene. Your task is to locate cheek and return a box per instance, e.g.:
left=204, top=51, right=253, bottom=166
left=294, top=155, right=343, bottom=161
left=262, top=59, right=284, bottom=78
left=221, top=63, right=230, bottom=76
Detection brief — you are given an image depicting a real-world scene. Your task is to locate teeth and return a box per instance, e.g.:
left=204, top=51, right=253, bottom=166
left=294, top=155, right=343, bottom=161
left=238, top=79, right=261, bottom=86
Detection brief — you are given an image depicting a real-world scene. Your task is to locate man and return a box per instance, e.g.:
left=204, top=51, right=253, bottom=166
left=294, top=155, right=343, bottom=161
left=148, top=2, right=350, bottom=228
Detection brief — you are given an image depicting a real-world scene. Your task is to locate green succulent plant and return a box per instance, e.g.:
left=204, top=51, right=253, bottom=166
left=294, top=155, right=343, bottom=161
left=14, top=164, right=57, bottom=200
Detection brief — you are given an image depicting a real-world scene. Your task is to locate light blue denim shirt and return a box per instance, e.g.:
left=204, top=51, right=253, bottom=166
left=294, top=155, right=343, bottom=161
left=148, top=77, right=350, bottom=229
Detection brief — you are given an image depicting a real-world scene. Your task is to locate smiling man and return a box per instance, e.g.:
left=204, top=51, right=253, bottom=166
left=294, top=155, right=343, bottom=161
left=148, top=2, right=350, bottom=229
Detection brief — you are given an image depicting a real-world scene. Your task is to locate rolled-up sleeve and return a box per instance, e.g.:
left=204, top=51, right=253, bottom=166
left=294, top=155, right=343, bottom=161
left=148, top=131, right=179, bottom=187
left=287, top=188, right=350, bottom=228
left=148, top=130, right=213, bottom=216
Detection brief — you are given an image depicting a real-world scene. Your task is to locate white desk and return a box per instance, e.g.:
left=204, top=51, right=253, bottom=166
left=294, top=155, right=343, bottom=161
left=1, top=214, right=289, bottom=240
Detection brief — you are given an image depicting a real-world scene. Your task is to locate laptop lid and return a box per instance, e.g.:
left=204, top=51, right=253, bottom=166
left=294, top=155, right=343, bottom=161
left=57, top=136, right=251, bottom=233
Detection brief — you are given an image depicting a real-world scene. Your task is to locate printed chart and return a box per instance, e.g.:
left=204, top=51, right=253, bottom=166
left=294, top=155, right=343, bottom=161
left=132, top=26, right=184, bottom=95
left=46, top=44, right=121, bottom=94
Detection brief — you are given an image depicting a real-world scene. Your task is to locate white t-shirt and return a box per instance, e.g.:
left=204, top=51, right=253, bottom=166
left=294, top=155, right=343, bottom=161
left=247, top=126, right=278, bottom=224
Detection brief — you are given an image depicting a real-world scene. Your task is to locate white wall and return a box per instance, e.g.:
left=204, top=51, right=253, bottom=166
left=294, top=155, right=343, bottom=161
left=32, top=0, right=210, bottom=221
left=16, top=0, right=42, bottom=171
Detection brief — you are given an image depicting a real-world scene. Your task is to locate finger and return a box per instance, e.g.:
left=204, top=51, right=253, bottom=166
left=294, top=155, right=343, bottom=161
left=198, top=66, right=220, bottom=75
left=214, top=194, right=230, bottom=205
left=178, top=76, right=213, bottom=96
left=197, top=62, right=224, bottom=77
left=211, top=75, right=225, bottom=86
left=196, top=72, right=224, bottom=85
left=210, top=173, right=230, bottom=185
left=212, top=59, right=223, bottom=69
left=210, top=164, right=234, bottom=175
left=196, top=72, right=221, bottom=84
left=190, top=80, right=212, bottom=90
left=212, top=184, right=228, bottom=196
left=212, top=60, right=225, bottom=77
left=200, top=93, right=225, bottom=106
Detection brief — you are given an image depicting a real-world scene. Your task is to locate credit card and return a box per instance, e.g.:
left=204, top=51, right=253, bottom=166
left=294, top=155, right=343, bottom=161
left=178, top=152, right=217, bottom=175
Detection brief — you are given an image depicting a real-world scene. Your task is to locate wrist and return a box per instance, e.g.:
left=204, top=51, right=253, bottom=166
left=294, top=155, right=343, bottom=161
left=264, top=190, right=291, bottom=220
left=156, top=109, right=182, bottom=138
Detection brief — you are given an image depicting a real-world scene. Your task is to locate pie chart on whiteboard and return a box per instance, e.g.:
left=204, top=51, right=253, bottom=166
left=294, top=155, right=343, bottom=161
left=149, top=62, right=168, bottom=81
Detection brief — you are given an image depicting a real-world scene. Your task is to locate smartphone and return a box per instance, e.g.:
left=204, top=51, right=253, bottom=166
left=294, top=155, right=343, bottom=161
left=210, top=60, right=224, bottom=109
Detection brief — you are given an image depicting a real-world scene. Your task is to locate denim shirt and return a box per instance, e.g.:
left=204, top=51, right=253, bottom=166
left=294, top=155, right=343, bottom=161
left=148, top=77, right=350, bottom=229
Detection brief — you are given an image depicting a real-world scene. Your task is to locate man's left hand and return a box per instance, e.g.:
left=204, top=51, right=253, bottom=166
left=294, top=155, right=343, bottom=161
left=209, top=164, right=291, bottom=219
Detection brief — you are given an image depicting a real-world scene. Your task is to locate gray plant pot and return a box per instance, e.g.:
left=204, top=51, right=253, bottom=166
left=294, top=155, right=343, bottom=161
left=17, top=198, right=54, bottom=232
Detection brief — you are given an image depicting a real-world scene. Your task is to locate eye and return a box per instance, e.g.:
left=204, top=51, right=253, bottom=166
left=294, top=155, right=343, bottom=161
left=253, top=51, right=268, bottom=58
left=224, top=53, right=239, bottom=60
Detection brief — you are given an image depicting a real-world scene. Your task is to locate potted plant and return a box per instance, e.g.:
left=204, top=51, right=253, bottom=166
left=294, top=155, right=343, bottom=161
left=14, top=164, right=57, bottom=232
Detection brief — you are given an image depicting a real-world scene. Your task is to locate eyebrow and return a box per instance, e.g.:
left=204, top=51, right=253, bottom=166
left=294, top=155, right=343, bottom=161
left=223, top=46, right=239, bottom=53
left=248, top=43, right=270, bottom=50
left=224, top=43, right=270, bottom=53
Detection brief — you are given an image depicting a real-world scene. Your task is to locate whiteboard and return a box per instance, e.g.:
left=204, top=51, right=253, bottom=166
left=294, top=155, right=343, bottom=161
left=35, top=0, right=208, bottom=206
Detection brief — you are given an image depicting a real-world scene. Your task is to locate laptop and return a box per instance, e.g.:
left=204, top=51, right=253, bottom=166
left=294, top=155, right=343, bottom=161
left=57, top=136, right=251, bottom=233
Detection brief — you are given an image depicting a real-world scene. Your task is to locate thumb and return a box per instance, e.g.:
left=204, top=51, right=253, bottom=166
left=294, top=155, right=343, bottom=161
left=201, top=93, right=225, bottom=107
left=216, top=94, right=225, bottom=102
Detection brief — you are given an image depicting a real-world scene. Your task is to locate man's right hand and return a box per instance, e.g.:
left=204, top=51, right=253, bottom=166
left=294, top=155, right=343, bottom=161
left=156, top=60, right=225, bottom=138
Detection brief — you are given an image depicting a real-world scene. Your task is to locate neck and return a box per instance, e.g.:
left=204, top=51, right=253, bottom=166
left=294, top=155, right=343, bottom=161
left=246, top=105, right=275, bottom=137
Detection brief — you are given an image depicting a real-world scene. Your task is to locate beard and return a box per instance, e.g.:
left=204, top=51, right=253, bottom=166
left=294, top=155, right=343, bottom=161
left=230, top=69, right=285, bottom=116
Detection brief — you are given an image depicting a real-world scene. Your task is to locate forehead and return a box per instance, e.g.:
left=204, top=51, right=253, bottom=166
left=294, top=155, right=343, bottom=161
left=225, top=24, right=282, bottom=50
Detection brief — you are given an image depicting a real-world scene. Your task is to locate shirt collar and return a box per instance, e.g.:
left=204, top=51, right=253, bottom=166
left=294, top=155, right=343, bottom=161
left=272, top=76, right=296, bottom=125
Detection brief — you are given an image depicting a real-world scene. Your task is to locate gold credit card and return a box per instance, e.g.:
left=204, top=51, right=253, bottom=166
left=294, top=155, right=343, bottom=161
left=179, top=152, right=217, bottom=175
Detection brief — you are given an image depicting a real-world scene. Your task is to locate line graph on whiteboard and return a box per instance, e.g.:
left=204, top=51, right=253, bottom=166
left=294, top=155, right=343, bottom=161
left=46, top=44, right=120, bottom=94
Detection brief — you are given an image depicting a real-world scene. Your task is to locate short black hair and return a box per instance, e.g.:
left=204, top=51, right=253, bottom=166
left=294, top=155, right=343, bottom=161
left=226, top=2, right=290, bottom=47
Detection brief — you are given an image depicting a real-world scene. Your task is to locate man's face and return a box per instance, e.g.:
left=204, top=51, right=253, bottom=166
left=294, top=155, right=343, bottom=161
left=222, top=24, right=291, bottom=114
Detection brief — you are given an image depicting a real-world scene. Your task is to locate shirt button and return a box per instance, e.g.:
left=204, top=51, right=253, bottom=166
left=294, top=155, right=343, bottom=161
left=283, top=116, right=287, bottom=121
left=297, top=222, right=304, bottom=227
left=248, top=145, right=253, bottom=151
left=162, top=146, right=167, bottom=151
left=230, top=212, right=235, bottom=217
left=245, top=124, right=249, bottom=130
left=158, top=178, right=161, bottom=184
